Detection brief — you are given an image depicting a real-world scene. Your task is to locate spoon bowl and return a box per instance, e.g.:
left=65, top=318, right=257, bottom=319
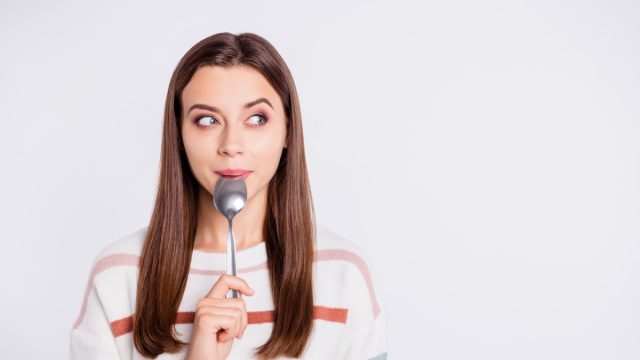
left=214, top=177, right=247, bottom=219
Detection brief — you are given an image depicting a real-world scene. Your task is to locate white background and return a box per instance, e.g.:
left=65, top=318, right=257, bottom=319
left=1, top=0, right=639, bottom=359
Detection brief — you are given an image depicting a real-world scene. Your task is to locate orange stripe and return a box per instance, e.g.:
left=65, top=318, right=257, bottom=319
left=110, top=305, right=348, bottom=337
left=247, top=309, right=274, bottom=324
left=314, top=305, right=349, bottom=324
left=110, top=317, right=132, bottom=338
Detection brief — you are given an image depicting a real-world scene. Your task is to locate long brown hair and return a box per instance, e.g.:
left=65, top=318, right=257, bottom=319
left=133, top=32, right=316, bottom=359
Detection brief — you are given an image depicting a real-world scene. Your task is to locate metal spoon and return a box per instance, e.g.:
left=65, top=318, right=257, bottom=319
left=213, top=177, right=247, bottom=299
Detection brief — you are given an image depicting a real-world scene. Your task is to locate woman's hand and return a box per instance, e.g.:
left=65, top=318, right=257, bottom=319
left=185, top=274, right=255, bottom=360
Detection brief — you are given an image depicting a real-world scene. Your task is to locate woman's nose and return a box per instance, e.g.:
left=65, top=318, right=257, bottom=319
left=217, top=123, right=245, bottom=156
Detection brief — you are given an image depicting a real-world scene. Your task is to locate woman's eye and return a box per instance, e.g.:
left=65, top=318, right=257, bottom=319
left=195, top=115, right=219, bottom=127
left=248, top=114, right=268, bottom=127
left=194, top=114, right=268, bottom=128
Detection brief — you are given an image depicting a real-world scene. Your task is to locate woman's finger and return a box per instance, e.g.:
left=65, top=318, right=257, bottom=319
left=195, top=304, right=244, bottom=338
left=206, top=274, right=255, bottom=299
left=239, top=302, right=248, bottom=339
left=196, top=313, right=238, bottom=343
left=194, top=307, right=242, bottom=341
left=196, top=297, right=248, bottom=339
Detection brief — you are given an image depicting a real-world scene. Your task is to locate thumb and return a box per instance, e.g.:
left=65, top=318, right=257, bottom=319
left=217, top=327, right=236, bottom=343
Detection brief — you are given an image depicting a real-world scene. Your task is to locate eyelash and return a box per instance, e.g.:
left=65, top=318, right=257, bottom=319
left=193, top=113, right=269, bottom=128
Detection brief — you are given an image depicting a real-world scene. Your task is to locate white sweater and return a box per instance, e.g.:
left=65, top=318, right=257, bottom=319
left=69, top=225, right=388, bottom=359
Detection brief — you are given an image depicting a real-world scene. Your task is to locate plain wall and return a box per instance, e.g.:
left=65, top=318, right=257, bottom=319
left=1, top=0, right=639, bottom=358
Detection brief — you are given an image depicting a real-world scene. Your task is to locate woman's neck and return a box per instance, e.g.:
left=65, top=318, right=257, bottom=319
left=193, top=184, right=267, bottom=253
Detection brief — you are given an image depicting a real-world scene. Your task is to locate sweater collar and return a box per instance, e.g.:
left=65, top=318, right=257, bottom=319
left=190, top=240, right=267, bottom=270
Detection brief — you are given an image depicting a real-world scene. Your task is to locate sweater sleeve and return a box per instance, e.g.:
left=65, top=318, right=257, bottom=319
left=69, top=258, right=121, bottom=359
left=336, top=246, right=388, bottom=359
left=339, top=309, right=388, bottom=359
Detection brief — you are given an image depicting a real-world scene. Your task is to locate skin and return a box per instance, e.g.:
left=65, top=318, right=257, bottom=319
left=185, top=275, right=254, bottom=360
left=180, top=64, right=288, bottom=359
left=181, top=64, right=288, bottom=253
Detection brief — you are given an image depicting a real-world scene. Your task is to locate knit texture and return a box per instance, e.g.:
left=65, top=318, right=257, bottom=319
left=69, top=224, right=387, bottom=359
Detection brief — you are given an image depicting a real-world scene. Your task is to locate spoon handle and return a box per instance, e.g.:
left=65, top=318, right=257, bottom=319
left=226, top=218, right=239, bottom=299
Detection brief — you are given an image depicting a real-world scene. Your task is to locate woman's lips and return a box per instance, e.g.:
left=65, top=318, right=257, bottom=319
left=215, top=169, right=252, bottom=180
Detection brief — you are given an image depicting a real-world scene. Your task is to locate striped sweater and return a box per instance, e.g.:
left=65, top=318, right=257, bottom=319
left=69, top=225, right=388, bottom=359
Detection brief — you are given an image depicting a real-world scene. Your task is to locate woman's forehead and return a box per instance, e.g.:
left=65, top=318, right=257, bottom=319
left=182, top=65, right=281, bottom=110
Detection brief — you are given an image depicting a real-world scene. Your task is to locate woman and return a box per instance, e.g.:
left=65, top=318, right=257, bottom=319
left=70, top=32, right=387, bottom=360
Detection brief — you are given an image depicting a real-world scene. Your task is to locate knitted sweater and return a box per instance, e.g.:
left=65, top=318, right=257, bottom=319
left=69, top=225, right=388, bottom=359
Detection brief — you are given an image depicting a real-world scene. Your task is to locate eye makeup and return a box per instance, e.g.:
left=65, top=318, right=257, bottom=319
left=192, top=112, right=269, bottom=128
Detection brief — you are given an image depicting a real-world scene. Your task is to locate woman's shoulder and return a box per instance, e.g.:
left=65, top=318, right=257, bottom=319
left=314, top=224, right=381, bottom=290
left=72, top=227, right=147, bottom=333
left=315, top=224, right=370, bottom=257
left=314, top=224, right=385, bottom=328
left=80, top=226, right=148, bottom=297
left=90, top=226, right=147, bottom=266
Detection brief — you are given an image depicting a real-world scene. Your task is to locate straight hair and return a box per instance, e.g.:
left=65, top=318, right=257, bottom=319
left=132, top=32, right=316, bottom=359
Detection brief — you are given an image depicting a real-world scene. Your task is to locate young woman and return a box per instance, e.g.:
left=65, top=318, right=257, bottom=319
left=70, top=32, right=387, bottom=360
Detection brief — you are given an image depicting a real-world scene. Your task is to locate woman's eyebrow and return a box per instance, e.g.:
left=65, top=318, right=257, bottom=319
left=187, top=97, right=273, bottom=114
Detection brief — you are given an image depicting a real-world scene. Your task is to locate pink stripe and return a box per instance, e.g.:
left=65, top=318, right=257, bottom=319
left=73, top=248, right=380, bottom=330
left=72, top=254, right=139, bottom=329
left=314, top=249, right=381, bottom=318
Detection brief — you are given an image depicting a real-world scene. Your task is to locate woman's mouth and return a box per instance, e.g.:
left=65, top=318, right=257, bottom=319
left=215, top=169, right=252, bottom=180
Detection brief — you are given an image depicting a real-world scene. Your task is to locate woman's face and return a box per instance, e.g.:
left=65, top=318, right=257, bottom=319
left=180, top=64, right=287, bottom=203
